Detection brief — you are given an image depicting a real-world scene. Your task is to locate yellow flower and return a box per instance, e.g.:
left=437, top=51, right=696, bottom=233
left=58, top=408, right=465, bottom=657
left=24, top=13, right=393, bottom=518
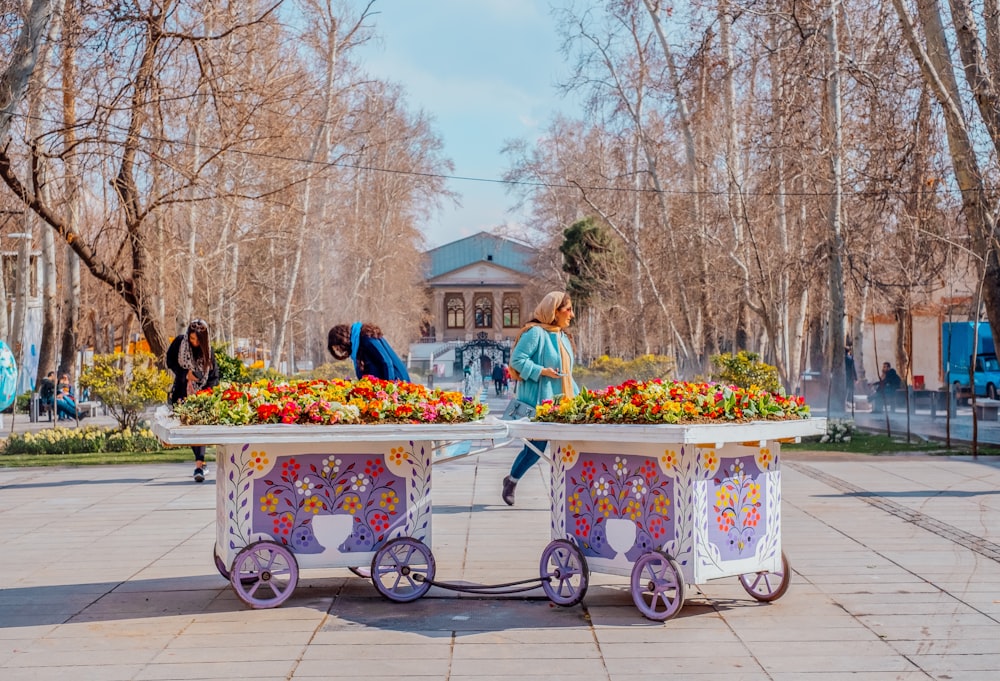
left=388, top=447, right=409, bottom=465
left=660, top=449, right=677, bottom=470
left=260, top=492, right=278, bottom=512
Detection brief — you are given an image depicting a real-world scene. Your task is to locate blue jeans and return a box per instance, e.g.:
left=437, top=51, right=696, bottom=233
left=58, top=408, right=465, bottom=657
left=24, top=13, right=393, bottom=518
left=510, top=440, right=547, bottom=480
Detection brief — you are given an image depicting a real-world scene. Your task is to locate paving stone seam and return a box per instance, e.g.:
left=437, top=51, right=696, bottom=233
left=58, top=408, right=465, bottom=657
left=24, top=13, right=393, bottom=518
left=786, top=461, right=1000, bottom=564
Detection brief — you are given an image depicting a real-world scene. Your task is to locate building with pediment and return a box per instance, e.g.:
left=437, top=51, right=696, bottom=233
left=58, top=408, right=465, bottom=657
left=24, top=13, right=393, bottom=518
left=411, top=232, right=538, bottom=381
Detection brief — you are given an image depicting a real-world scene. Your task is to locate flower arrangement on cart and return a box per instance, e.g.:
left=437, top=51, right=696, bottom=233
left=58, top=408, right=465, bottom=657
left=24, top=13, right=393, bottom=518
left=509, top=378, right=821, bottom=621
left=172, top=376, right=487, bottom=425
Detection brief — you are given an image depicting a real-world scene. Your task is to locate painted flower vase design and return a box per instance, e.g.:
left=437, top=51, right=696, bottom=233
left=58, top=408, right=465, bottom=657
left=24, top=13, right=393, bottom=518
left=566, top=455, right=673, bottom=560
left=254, top=454, right=404, bottom=555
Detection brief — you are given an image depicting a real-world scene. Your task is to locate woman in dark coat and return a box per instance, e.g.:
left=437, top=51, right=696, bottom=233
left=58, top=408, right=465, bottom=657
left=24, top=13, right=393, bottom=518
left=327, top=323, right=410, bottom=381
left=166, top=319, right=219, bottom=482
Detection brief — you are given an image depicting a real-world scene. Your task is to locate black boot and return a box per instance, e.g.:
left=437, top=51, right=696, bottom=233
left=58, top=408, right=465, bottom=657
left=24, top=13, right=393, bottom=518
left=502, top=476, right=517, bottom=506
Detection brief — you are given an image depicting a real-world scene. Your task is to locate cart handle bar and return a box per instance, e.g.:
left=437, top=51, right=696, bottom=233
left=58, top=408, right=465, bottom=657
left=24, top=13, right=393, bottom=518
left=412, top=573, right=550, bottom=595
left=431, top=439, right=517, bottom=466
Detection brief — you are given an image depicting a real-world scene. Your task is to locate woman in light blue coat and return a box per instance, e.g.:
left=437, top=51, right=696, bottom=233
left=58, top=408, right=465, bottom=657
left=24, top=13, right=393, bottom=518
left=502, top=291, right=577, bottom=506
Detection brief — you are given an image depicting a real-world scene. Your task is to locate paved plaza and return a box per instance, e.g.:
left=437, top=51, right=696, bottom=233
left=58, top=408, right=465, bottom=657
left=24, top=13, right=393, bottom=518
left=2, top=432, right=1000, bottom=680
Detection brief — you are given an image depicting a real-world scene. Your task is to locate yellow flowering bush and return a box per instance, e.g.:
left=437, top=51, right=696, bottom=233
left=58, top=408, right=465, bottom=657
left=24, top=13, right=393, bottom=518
left=80, top=352, right=172, bottom=430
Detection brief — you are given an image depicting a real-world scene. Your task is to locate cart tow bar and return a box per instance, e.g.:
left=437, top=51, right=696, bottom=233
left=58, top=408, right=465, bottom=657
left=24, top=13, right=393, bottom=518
left=412, top=573, right=551, bottom=595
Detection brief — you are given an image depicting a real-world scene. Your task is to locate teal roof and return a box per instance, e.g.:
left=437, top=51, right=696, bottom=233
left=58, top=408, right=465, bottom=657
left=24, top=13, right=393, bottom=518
left=425, top=231, right=536, bottom=279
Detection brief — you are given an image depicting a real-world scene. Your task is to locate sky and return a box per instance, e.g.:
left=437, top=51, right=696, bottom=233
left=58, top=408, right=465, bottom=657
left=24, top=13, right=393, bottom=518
left=357, top=0, right=574, bottom=249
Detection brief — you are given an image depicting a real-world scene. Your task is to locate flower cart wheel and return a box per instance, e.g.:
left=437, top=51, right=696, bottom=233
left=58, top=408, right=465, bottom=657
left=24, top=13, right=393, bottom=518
left=230, top=541, right=299, bottom=609
left=739, top=552, right=791, bottom=602
left=213, top=546, right=230, bottom=580
left=370, top=537, right=435, bottom=603
left=539, top=539, right=589, bottom=606
left=630, top=550, right=685, bottom=621
left=348, top=566, right=371, bottom=579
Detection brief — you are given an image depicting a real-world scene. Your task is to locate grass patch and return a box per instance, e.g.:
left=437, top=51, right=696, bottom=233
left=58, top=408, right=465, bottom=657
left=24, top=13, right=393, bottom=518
left=786, top=431, right=1000, bottom=455
left=0, top=448, right=216, bottom=468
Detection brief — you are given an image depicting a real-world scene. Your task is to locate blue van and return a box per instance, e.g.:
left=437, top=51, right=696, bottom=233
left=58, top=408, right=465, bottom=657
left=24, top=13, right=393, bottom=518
left=943, top=322, right=1000, bottom=398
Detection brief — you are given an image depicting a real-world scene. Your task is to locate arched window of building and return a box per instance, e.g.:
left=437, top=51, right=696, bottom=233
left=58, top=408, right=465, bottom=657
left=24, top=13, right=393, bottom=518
left=474, top=295, right=493, bottom=328
left=446, top=294, right=465, bottom=329
left=502, top=294, right=521, bottom=328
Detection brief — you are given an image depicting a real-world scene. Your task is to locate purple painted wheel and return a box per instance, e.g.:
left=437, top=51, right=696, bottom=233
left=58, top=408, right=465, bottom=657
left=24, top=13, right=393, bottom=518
left=739, top=552, right=791, bottom=602
left=348, top=566, right=371, bottom=579
left=370, top=537, right=435, bottom=603
left=230, top=541, right=299, bottom=609
left=213, top=546, right=230, bottom=580
left=540, top=539, right=589, bottom=606
left=630, top=550, right=685, bottom=621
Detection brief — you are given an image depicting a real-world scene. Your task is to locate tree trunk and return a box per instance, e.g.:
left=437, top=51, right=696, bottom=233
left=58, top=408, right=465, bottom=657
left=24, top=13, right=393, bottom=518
left=825, top=0, right=847, bottom=415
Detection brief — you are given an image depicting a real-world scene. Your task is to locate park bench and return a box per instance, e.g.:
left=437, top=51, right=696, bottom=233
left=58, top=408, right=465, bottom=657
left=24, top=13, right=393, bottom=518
left=909, top=389, right=952, bottom=417
left=76, top=400, right=101, bottom=419
left=973, top=398, right=1000, bottom=421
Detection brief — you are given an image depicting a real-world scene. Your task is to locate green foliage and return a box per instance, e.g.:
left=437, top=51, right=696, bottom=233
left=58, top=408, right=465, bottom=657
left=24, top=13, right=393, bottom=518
left=710, top=351, right=781, bottom=392
left=574, top=354, right=674, bottom=391
left=1, top=425, right=164, bottom=456
left=212, top=342, right=254, bottom=382
left=560, top=216, right=621, bottom=308
left=79, top=352, right=172, bottom=430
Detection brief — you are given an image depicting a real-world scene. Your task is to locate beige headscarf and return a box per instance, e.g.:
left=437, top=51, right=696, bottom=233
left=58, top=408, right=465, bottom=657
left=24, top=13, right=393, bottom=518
left=511, top=291, right=575, bottom=398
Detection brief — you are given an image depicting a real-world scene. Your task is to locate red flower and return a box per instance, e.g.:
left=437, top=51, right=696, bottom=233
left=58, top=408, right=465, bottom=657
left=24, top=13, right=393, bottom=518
left=257, top=403, right=280, bottom=421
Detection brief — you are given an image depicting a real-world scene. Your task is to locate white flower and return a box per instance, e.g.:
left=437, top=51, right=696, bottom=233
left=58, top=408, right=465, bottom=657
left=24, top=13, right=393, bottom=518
left=295, top=477, right=315, bottom=497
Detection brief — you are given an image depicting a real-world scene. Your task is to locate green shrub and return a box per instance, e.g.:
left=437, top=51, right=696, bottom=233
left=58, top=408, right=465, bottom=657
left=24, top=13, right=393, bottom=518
left=79, top=352, right=172, bottom=430
left=213, top=343, right=254, bottom=382
left=710, top=351, right=781, bottom=392
left=820, top=418, right=856, bottom=443
left=310, top=361, right=358, bottom=381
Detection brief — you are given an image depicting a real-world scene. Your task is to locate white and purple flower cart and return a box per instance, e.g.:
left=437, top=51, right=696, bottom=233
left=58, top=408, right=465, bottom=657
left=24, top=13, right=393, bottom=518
left=152, top=410, right=507, bottom=609
left=508, top=418, right=826, bottom=621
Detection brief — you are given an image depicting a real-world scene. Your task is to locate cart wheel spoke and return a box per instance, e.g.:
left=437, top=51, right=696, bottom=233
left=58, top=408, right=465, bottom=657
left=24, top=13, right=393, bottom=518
left=738, top=552, right=790, bottom=602
left=630, top=550, right=685, bottom=621
left=371, top=538, right=435, bottom=603
left=230, top=541, right=298, bottom=609
left=540, top=539, right=589, bottom=607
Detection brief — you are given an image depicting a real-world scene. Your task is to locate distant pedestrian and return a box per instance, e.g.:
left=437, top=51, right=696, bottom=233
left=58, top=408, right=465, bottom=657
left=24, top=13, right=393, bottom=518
left=845, top=348, right=858, bottom=406
left=870, top=361, right=901, bottom=412
left=492, top=363, right=504, bottom=396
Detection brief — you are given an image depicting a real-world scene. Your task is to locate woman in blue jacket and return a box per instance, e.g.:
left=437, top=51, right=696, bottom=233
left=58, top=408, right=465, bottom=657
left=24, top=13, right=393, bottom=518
left=327, top=322, right=410, bottom=381
left=502, top=291, right=577, bottom=506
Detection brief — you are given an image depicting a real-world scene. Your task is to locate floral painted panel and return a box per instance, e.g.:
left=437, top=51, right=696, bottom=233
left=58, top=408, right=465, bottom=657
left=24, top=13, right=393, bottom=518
left=215, top=438, right=434, bottom=566
left=707, top=454, right=769, bottom=561
left=561, top=446, right=674, bottom=562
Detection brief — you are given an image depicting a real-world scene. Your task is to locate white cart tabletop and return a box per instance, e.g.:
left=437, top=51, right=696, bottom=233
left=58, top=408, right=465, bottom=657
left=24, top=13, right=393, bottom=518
left=151, top=408, right=511, bottom=445
left=506, top=417, right=826, bottom=444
